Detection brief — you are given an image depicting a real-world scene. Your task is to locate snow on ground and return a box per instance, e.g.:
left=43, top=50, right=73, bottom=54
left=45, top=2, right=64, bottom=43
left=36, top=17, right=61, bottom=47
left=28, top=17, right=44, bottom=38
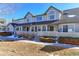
left=0, top=34, right=79, bottom=49
left=0, top=35, right=23, bottom=40
left=16, top=40, right=79, bottom=49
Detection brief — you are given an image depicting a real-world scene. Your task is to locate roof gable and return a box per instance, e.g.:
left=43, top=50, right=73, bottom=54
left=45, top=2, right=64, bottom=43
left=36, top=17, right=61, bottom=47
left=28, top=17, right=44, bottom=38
left=24, top=12, right=33, bottom=18
left=44, top=6, right=62, bottom=15
left=13, top=6, right=62, bottom=21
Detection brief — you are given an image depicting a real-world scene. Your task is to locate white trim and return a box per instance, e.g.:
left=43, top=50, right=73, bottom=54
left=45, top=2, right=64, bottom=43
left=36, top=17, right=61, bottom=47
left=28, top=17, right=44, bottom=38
left=21, top=26, right=23, bottom=31
left=61, top=23, right=75, bottom=32
left=45, top=25, right=48, bottom=31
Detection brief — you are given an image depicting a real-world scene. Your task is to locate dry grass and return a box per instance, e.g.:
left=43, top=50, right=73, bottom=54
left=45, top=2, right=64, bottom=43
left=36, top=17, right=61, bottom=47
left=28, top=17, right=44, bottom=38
left=52, top=48, right=79, bottom=56
left=0, top=41, right=49, bottom=56
left=0, top=41, right=79, bottom=56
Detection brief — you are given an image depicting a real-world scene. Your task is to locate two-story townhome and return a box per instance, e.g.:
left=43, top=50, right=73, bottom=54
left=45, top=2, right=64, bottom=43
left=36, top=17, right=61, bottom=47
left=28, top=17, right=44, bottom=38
left=53, top=7, right=79, bottom=37
left=7, top=6, right=79, bottom=37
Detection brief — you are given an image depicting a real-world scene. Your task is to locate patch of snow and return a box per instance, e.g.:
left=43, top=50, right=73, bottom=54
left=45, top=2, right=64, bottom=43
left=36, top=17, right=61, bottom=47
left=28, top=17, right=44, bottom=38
left=71, top=47, right=79, bottom=49
left=17, top=40, right=79, bottom=48
left=0, top=35, right=24, bottom=40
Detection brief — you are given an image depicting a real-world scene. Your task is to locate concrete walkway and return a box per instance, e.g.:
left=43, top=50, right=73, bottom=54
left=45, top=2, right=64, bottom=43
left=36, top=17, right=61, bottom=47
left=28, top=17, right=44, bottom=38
left=16, top=40, right=79, bottom=49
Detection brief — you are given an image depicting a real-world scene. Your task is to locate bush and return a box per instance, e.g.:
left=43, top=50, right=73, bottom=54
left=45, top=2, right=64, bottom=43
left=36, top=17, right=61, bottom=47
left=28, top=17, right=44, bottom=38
left=18, top=33, right=35, bottom=40
left=40, top=37, right=56, bottom=43
left=0, top=32, right=12, bottom=36
left=58, top=37, right=79, bottom=45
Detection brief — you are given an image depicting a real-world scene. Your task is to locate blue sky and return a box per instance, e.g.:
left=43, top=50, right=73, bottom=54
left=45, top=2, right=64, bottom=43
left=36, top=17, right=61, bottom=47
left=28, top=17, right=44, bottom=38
left=0, top=3, right=79, bottom=23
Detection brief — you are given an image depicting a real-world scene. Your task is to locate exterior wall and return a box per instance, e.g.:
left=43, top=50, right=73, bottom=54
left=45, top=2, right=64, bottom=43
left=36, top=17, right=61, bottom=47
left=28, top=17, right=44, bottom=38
left=59, top=23, right=75, bottom=32
left=63, top=8, right=79, bottom=20
left=58, top=23, right=79, bottom=32
left=25, top=14, right=33, bottom=23
left=75, top=24, right=79, bottom=32
left=46, top=8, right=62, bottom=20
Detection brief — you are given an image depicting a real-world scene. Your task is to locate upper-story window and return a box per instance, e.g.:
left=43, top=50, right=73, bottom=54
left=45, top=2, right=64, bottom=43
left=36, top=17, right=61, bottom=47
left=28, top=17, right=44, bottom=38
left=48, top=10, right=55, bottom=20
left=36, top=16, right=42, bottom=21
left=49, top=15, right=55, bottom=19
left=27, top=19, right=29, bottom=22
left=26, top=15, right=32, bottom=22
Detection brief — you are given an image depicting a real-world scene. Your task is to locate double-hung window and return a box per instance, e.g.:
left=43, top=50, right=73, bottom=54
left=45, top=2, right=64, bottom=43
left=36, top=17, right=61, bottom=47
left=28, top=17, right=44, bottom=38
left=48, top=11, right=55, bottom=20
left=49, top=15, right=55, bottom=19
left=36, top=16, right=42, bottom=21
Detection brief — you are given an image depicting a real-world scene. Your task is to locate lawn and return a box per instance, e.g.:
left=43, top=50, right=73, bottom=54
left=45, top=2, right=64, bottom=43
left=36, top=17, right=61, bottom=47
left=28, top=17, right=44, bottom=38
left=0, top=41, right=79, bottom=56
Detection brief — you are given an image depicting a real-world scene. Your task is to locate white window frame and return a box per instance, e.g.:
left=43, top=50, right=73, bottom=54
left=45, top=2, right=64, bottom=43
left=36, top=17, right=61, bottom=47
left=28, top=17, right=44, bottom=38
left=47, top=11, right=56, bottom=20
left=36, top=16, right=42, bottom=22
left=61, top=24, right=75, bottom=32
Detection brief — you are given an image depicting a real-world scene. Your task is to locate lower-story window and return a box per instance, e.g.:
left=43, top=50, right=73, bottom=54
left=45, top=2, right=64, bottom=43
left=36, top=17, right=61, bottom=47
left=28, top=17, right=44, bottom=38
left=49, top=26, right=54, bottom=31
left=26, top=27, right=30, bottom=31
left=23, top=26, right=27, bottom=31
left=38, top=26, right=41, bottom=31
left=31, top=27, right=34, bottom=31
left=16, top=27, right=19, bottom=31
left=35, top=26, right=37, bottom=32
left=63, top=25, right=74, bottom=32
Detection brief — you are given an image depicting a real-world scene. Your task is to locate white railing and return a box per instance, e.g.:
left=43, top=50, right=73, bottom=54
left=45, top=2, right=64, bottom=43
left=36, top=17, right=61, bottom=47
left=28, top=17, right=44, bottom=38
left=16, top=31, right=79, bottom=37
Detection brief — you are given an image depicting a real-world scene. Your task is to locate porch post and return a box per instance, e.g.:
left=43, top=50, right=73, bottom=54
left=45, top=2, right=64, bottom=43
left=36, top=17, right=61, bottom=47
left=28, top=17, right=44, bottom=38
left=20, top=26, right=23, bottom=31
left=41, top=25, right=43, bottom=31
left=54, top=25, right=58, bottom=32
left=46, top=25, right=48, bottom=31
left=19, top=26, right=20, bottom=31
left=13, top=25, right=16, bottom=37
left=29, top=24, right=32, bottom=33
left=30, top=26, right=32, bottom=32
left=54, top=26, right=56, bottom=32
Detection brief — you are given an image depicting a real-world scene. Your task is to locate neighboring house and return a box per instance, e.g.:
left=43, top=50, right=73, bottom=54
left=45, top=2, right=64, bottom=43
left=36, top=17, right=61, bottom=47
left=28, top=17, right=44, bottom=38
left=0, top=18, right=6, bottom=31
left=7, top=6, right=79, bottom=37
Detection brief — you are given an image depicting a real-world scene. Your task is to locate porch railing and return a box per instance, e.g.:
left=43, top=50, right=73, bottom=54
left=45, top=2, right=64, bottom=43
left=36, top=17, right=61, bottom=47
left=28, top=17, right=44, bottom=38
left=16, top=31, right=79, bottom=37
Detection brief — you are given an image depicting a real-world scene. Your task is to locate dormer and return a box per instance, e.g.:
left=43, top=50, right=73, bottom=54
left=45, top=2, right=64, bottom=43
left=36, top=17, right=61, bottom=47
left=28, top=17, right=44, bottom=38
left=44, top=6, right=62, bottom=20
left=24, top=12, right=33, bottom=23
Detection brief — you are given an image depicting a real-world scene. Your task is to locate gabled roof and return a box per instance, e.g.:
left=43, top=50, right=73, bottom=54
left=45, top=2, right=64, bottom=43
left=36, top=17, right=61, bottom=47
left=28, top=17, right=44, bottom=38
left=34, top=6, right=62, bottom=16
left=13, top=6, right=62, bottom=21
left=24, top=12, right=34, bottom=18
left=64, top=7, right=79, bottom=12
left=7, top=23, right=18, bottom=27
left=43, top=6, right=62, bottom=15
left=12, top=18, right=24, bottom=21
